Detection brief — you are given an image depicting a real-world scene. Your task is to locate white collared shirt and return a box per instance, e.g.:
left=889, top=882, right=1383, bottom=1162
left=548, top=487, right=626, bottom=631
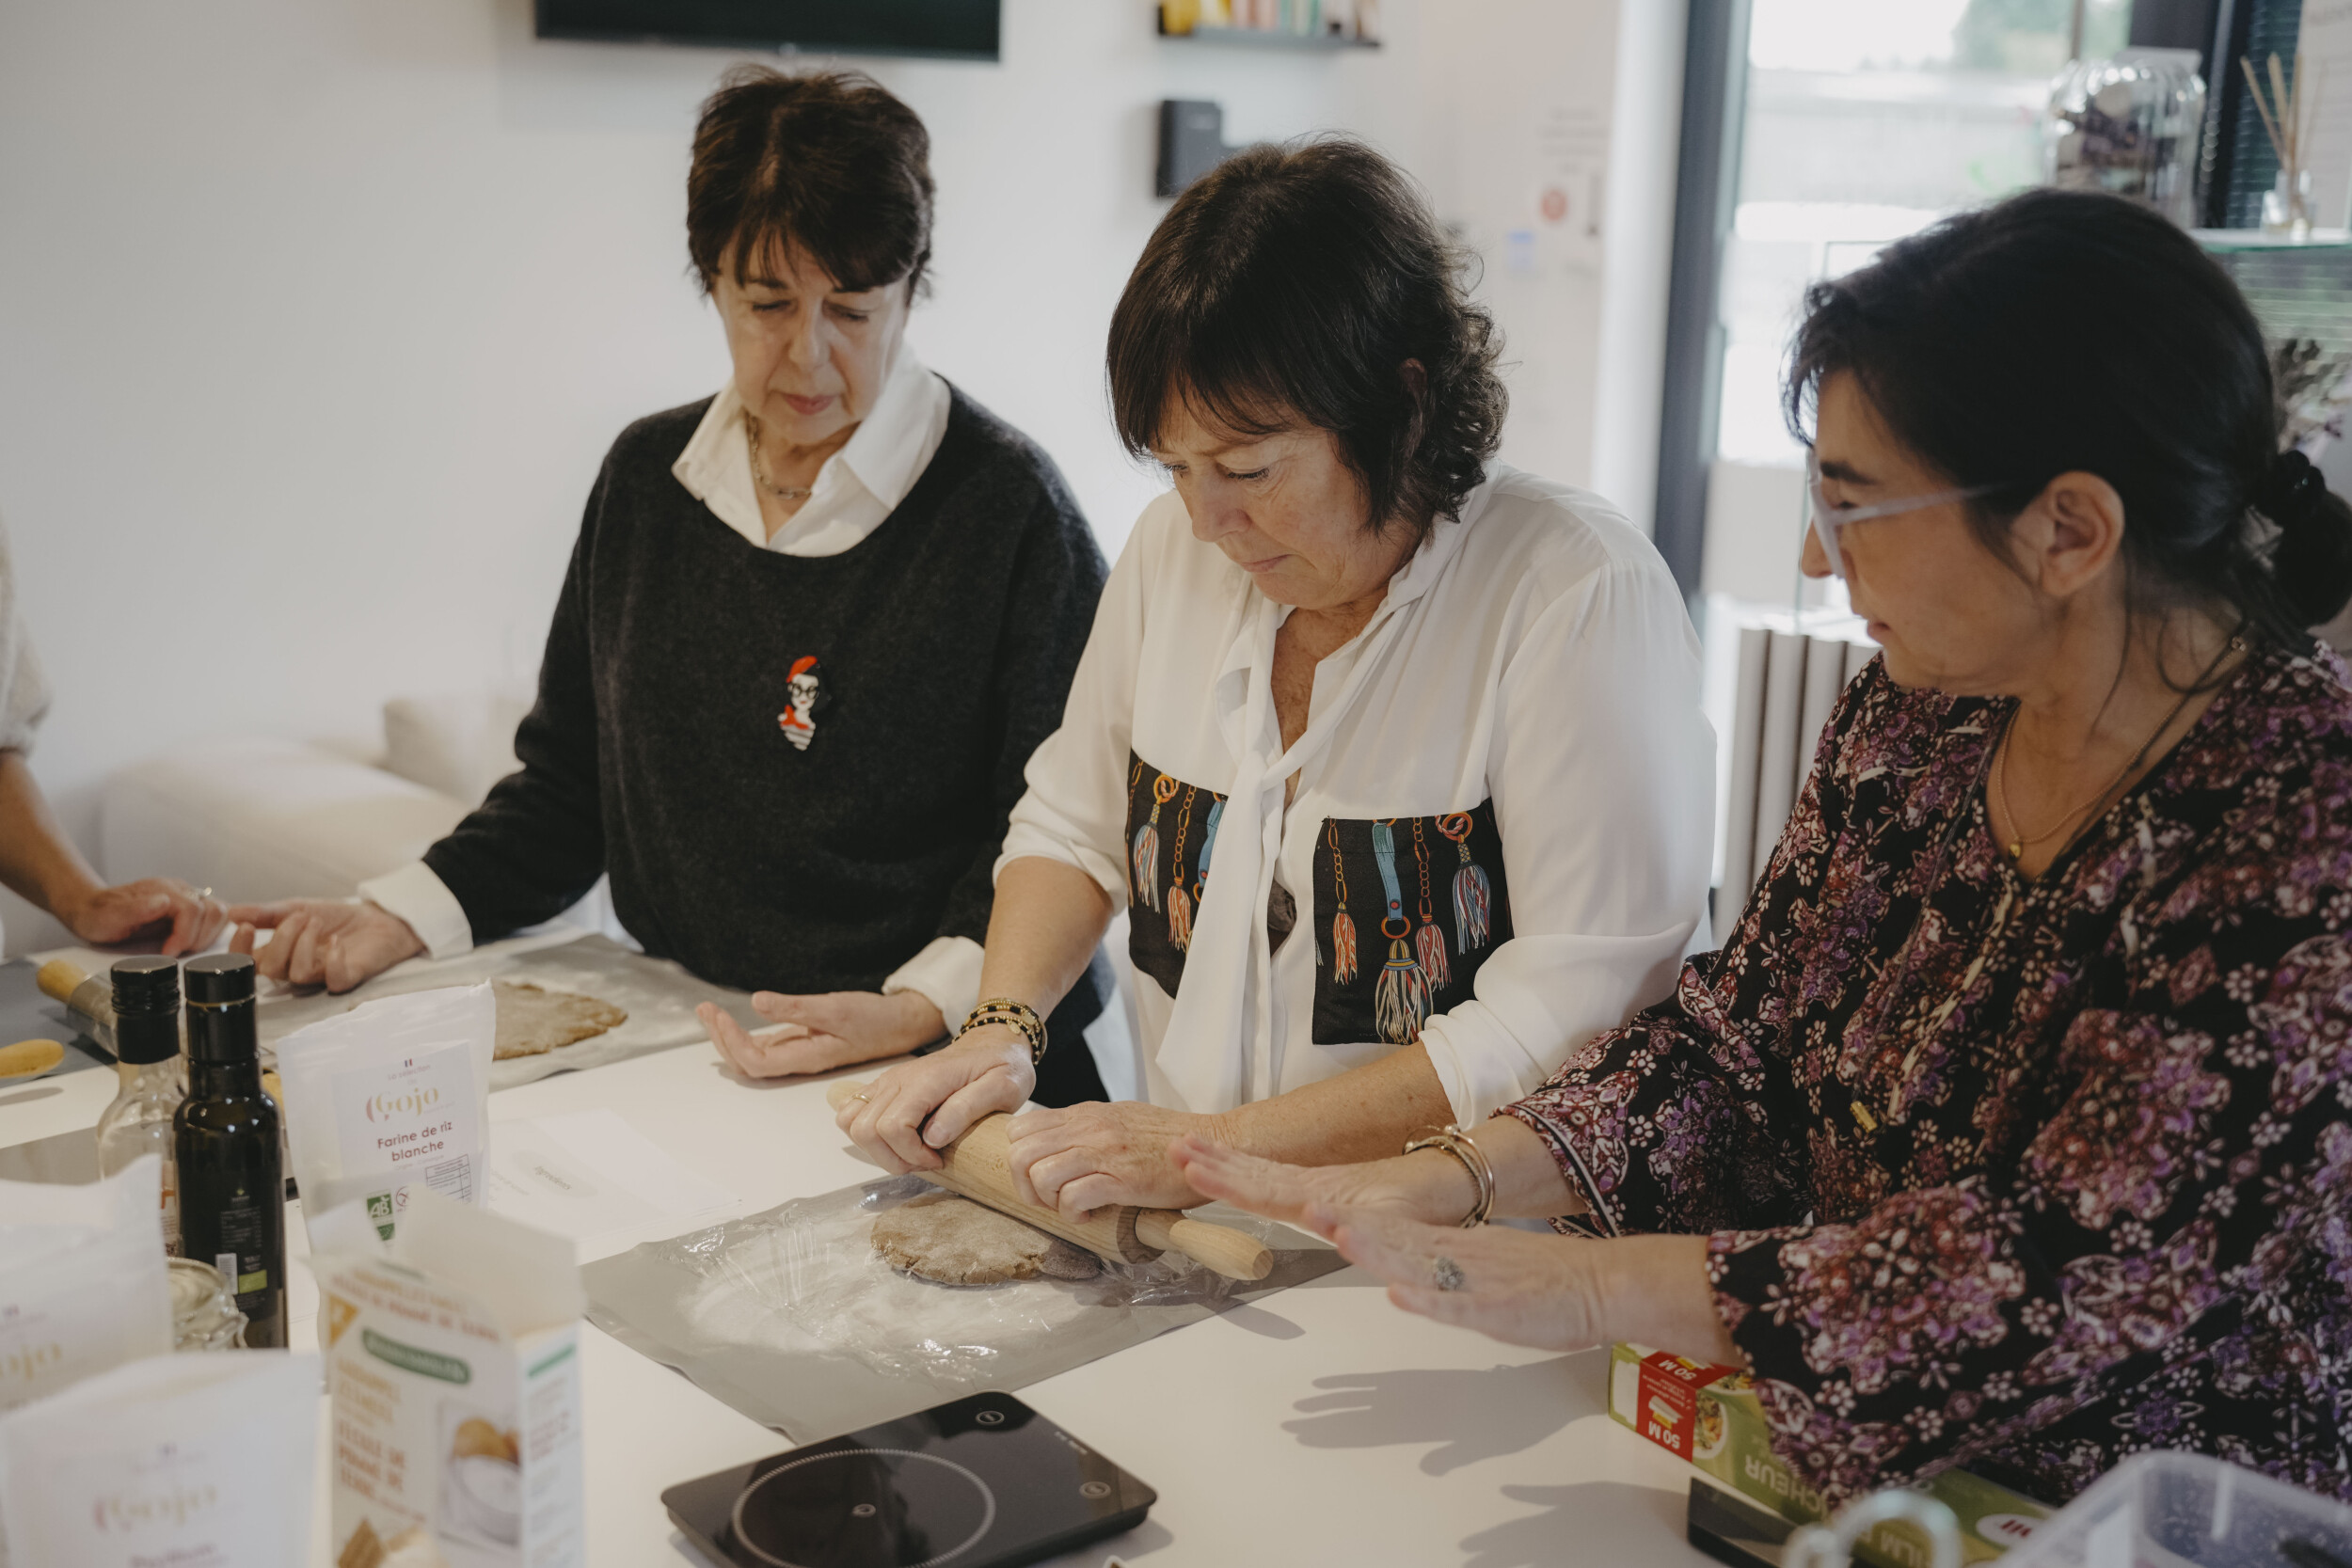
left=1000, top=467, right=1717, bottom=1121
left=669, top=344, right=952, bottom=556
left=0, top=510, right=52, bottom=961
left=362, top=349, right=983, bottom=1026
left=0, top=511, right=50, bottom=757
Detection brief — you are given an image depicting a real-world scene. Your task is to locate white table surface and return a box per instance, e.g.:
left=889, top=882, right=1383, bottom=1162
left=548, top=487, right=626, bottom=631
left=1, top=1013, right=1713, bottom=1567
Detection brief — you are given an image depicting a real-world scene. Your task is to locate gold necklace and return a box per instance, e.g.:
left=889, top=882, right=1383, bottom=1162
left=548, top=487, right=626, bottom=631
left=744, top=412, right=815, bottom=501
left=1993, top=632, right=2246, bottom=862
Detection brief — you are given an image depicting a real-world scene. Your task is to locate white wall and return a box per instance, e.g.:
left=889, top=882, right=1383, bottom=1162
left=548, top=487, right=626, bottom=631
left=0, top=0, right=1661, bottom=953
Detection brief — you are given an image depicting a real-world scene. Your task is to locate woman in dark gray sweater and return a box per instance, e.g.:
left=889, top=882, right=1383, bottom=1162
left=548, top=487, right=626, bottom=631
left=230, top=68, right=1111, bottom=1102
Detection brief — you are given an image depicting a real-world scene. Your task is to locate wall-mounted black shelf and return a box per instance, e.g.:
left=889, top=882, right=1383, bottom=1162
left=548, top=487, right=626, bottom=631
left=1156, top=21, right=1379, bottom=50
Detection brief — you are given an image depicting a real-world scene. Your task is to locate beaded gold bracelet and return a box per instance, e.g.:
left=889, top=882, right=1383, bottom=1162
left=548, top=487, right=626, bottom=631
left=958, top=998, right=1048, bottom=1067
left=1403, top=1125, right=1496, bottom=1227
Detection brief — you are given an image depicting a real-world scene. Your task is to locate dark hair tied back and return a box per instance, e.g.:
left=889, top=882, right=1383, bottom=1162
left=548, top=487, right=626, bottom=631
left=1786, top=188, right=2352, bottom=642
left=2265, top=450, right=2352, bottom=621
left=2261, top=449, right=2328, bottom=526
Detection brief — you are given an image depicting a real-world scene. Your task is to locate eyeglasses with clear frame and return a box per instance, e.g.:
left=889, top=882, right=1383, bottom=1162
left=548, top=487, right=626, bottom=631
left=1805, top=451, right=2003, bottom=578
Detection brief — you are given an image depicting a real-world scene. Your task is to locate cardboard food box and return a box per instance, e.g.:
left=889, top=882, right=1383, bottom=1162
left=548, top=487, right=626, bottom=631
left=1607, top=1343, right=2048, bottom=1566
left=316, top=1189, right=584, bottom=1568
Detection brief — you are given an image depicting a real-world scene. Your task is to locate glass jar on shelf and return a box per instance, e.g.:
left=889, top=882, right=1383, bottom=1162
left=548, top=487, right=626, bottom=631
left=2045, top=48, right=2207, bottom=227
left=2265, top=167, right=2317, bottom=240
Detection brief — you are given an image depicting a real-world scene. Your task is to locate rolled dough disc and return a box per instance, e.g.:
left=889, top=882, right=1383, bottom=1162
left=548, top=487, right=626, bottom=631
left=492, top=979, right=627, bottom=1060
left=870, top=1193, right=1102, bottom=1285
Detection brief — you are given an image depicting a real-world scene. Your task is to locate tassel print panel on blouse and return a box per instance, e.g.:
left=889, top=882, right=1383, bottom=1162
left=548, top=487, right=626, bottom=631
left=1312, top=802, right=1512, bottom=1047
left=1124, top=752, right=1228, bottom=999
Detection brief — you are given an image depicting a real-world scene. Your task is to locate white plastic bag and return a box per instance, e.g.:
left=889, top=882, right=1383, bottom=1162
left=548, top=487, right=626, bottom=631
left=0, top=1155, right=170, bottom=1414
left=278, top=982, right=495, bottom=1246
left=0, top=1349, right=319, bottom=1568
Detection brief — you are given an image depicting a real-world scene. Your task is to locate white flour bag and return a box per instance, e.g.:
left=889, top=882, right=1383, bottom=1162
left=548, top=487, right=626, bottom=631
left=279, top=982, right=496, bottom=1246
left=0, top=1349, right=318, bottom=1568
left=0, top=1154, right=170, bottom=1414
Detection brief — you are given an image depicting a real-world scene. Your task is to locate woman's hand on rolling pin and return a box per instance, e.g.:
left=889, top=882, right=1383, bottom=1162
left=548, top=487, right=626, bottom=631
left=697, top=990, right=944, bottom=1080
left=1177, top=1138, right=1735, bottom=1360
left=56, top=878, right=227, bottom=956
left=1005, top=1101, right=1218, bottom=1219
left=1180, top=1139, right=1606, bottom=1351
left=226, top=899, right=423, bottom=992
left=834, top=1022, right=1034, bottom=1175
left=1171, top=1138, right=1484, bottom=1229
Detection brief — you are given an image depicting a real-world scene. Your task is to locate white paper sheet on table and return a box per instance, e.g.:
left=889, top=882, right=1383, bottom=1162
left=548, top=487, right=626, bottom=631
left=486, top=1109, right=739, bottom=1254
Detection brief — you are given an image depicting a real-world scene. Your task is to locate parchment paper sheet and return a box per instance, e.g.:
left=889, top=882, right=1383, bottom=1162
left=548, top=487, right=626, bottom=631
left=254, top=932, right=757, bottom=1090
left=584, top=1175, right=1347, bottom=1442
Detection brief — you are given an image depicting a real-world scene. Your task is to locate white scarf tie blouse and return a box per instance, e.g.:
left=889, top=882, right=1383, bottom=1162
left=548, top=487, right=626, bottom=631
left=998, top=466, right=1716, bottom=1120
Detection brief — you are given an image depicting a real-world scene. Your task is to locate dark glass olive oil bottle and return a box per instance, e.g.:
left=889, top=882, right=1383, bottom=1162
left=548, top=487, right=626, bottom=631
left=175, top=953, right=285, bottom=1348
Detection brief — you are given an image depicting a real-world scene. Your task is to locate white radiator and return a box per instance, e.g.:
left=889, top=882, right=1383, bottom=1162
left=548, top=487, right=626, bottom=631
left=1709, top=607, right=1877, bottom=908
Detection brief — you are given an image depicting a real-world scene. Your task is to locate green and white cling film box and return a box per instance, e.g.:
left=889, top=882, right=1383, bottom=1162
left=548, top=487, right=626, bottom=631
left=317, top=1187, right=585, bottom=1568
left=1608, top=1344, right=2048, bottom=1567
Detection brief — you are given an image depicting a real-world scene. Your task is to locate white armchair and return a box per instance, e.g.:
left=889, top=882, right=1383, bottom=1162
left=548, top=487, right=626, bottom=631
left=94, top=693, right=527, bottom=907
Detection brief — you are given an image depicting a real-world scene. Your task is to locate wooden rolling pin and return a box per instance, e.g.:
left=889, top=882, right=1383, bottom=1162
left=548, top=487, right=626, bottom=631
left=37, top=958, right=118, bottom=1054
left=826, top=1078, right=1272, bottom=1281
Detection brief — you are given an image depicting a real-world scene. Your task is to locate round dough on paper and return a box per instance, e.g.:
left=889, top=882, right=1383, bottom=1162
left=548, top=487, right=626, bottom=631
left=870, top=1193, right=1102, bottom=1285
left=492, top=979, right=627, bottom=1060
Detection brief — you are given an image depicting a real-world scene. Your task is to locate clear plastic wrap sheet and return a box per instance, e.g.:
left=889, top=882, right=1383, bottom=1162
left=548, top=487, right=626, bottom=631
left=584, top=1175, right=1348, bottom=1443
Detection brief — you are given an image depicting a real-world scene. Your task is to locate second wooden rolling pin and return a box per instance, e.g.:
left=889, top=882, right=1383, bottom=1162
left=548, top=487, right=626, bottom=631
left=825, top=1078, right=1273, bottom=1281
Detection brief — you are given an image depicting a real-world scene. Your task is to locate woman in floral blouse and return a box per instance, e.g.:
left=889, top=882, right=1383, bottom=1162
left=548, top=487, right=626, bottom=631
left=1178, top=187, right=2352, bottom=1508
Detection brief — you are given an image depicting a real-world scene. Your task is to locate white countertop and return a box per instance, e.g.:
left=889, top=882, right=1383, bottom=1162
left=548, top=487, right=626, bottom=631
left=3, top=1016, right=1713, bottom=1566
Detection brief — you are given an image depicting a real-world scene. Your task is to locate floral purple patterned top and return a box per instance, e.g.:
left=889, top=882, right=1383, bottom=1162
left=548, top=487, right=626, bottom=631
left=1502, top=641, right=2352, bottom=1507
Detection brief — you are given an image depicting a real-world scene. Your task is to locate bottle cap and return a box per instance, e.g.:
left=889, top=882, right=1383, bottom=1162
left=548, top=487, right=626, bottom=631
left=183, top=953, right=256, bottom=1008
left=110, top=957, right=181, bottom=1066
left=183, top=954, right=258, bottom=1065
left=110, top=955, right=179, bottom=1014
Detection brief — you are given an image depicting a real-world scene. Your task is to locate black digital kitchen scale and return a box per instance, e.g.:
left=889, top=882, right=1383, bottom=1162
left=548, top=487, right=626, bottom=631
left=663, top=1392, right=1156, bottom=1568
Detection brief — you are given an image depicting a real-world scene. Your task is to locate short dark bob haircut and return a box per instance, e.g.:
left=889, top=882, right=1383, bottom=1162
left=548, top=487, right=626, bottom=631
left=1107, top=139, right=1506, bottom=542
left=687, top=67, right=934, bottom=298
left=1787, top=186, right=2352, bottom=646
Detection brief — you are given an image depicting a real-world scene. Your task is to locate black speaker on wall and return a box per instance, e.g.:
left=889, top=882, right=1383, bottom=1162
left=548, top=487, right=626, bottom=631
left=1157, top=100, right=1238, bottom=198
left=534, top=0, right=1002, bottom=62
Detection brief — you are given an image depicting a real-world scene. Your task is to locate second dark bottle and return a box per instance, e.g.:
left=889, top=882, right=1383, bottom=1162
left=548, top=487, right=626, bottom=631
left=175, top=952, right=286, bottom=1349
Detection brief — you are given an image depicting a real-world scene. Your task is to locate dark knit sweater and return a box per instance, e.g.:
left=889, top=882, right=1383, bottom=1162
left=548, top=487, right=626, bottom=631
left=424, top=386, right=1110, bottom=1037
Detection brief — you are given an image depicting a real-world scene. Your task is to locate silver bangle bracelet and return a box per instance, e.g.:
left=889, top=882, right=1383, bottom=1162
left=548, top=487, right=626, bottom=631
left=1403, top=1125, right=1495, bottom=1227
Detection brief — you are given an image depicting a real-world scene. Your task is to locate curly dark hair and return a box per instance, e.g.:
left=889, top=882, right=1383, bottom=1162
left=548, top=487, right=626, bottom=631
left=687, top=66, right=934, bottom=298
left=1107, top=138, right=1506, bottom=543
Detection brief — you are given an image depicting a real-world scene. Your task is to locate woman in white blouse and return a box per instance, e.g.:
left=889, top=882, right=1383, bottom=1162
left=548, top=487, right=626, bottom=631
left=838, top=139, right=1714, bottom=1214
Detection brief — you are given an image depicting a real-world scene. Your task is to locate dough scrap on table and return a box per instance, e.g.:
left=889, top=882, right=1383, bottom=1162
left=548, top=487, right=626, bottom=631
left=492, top=978, right=627, bottom=1060
left=869, top=1192, right=1103, bottom=1286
